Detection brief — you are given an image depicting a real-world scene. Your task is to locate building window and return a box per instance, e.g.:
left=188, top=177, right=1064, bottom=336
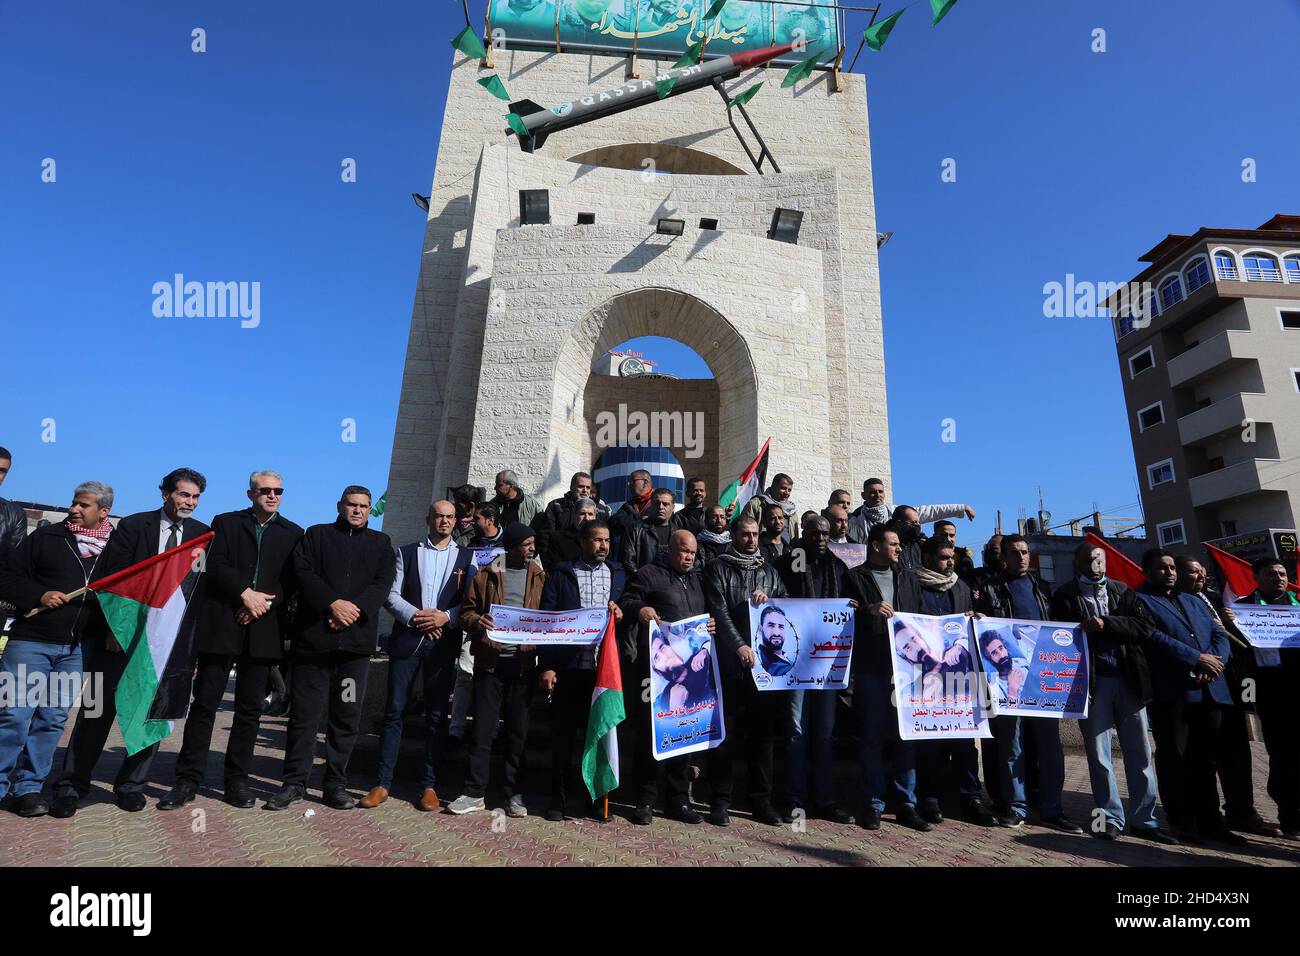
left=1286, top=256, right=1300, bottom=282
left=1213, top=251, right=1238, bottom=280
left=1184, top=257, right=1211, bottom=293
left=1156, top=519, right=1187, bottom=546
left=1138, top=401, right=1165, bottom=431
left=1293, top=369, right=1300, bottom=393
left=1128, top=346, right=1155, bottom=378
left=1279, top=309, right=1300, bottom=331
left=1147, top=458, right=1175, bottom=488
left=1243, top=252, right=1283, bottom=281
left=1159, top=276, right=1183, bottom=309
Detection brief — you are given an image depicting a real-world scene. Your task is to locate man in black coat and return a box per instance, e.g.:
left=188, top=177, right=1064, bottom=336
left=669, top=478, right=709, bottom=536
left=536, top=472, right=610, bottom=561
left=695, top=506, right=733, bottom=566
left=52, top=468, right=210, bottom=817
left=264, top=486, right=395, bottom=811
left=910, top=536, right=997, bottom=827
left=0, top=482, right=114, bottom=818
left=843, top=522, right=927, bottom=831
left=702, top=514, right=788, bottom=827
left=620, top=488, right=675, bottom=577
left=773, top=514, right=854, bottom=824
left=159, top=470, right=303, bottom=811
left=618, top=529, right=716, bottom=826
left=1051, top=543, right=1176, bottom=844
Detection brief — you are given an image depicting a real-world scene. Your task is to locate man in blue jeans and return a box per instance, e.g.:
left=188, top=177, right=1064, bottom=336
left=1050, top=543, right=1179, bottom=844
left=0, top=482, right=114, bottom=817
left=361, top=499, right=476, bottom=812
left=975, top=534, right=1083, bottom=833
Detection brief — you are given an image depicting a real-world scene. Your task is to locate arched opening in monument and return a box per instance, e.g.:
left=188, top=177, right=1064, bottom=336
left=566, top=143, right=748, bottom=176
left=548, top=288, right=759, bottom=511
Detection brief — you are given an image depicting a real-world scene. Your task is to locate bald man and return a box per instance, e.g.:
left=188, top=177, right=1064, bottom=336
left=362, top=500, right=479, bottom=810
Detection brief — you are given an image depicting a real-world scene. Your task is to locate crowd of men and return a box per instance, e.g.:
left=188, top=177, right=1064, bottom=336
left=0, top=445, right=1296, bottom=852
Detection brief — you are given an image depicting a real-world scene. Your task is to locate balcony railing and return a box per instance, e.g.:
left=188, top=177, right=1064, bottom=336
left=1244, top=265, right=1283, bottom=282
left=1215, top=263, right=1239, bottom=280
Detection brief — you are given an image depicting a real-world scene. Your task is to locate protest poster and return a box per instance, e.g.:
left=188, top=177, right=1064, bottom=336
left=746, top=598, right=854, bottom=691
left=470, top=547, right=504, bottom=570
left=889, top=611, right=991, bottom=741
left=828, top=542, right=868, bottom=569
left=648, top=614, right=725, bottom=759
left=973, top=616, right=1089, bottom=719
left=486, top=605, right=608, bottom=645
left=1228, top=604, right=1300, bottom=650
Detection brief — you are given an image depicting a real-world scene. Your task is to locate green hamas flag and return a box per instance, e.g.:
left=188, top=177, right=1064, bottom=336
left=478, top=75, right=510, bottom=100
left=702, top=0, right=727, bottom=22
left=450, top=25, right=487, bottom=60
left=505, top=112, right=529, bottom=135
left=370, top=491, right=387, bottom=518
left=931, top=0, right=958, bottom=26
left=864, top=9, right=905, bottom=50
left=655, top=75, right=677, bottom=99
left=781, top=51, right=821, bottom=88
left=674, top=40, right=703, bottom=67
left=726, top=81, right=763, bottom=110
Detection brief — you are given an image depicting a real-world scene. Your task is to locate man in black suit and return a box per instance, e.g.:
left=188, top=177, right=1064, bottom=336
left=264, top=485, right=395, bottom=811
left=51, top=468, right=210, bottom=817
left=159, top=470, right=303, bottom=811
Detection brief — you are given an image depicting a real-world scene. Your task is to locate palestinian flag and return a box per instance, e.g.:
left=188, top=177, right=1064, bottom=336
left=92, top=532, right=214, bottom=755
left=1084, top=532, right=1145, bottom=589
left=581, top=613, right=623, bottom=803
left=717, top=437, right=770, bottom=523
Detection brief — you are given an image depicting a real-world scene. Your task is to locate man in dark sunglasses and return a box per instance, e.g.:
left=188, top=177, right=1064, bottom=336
left=159, top=470, right=304, bottom=811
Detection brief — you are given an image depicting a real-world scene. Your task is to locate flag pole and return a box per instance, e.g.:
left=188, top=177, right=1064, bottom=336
left=602, top=795, right=609, bottom=821
left=23, top=586, right=89, bottom=619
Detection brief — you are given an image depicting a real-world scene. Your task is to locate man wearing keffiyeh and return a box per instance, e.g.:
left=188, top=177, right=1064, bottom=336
left=0, top=481, right=114, bottom=818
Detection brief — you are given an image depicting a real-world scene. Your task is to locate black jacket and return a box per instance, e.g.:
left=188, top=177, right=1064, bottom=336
left=1050, top=578, right=1154, bottom=704
left=290, top=518, right=396, bottom=656
left=696, top=535, right=732, bottom=566
left=916, top=576, right=974, bottom=616
left=842, top=562, right=923, bottom=676
left=773, top=548, right=849, bottom=599
left=670, top=506, right=707, bottom=536
left=702, top=552, right=787, bottom=679
left=620, top=520, right=673, bottom=578
left=618, top=557, right=708, bottom=664
left=0, top=521, right=109, bottom=645
left=198, top=509, right=304, bottom=659
left=975, top=572, right=1053, bottom=620
left=97, top=509, right=211, bottom=578
left=0, top=497, right=25, bottom=560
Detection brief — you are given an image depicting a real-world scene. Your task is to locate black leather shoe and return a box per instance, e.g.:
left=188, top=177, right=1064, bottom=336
left=1203, top=826, right=1250, bottom=848
left=1094, top=821, right=1122, bottom=840
left=323, top=787, right=357, bottom=810
left=859, top=807, right=882, bottom=831
left=262, top=785, right=305, bottom=811
left=158, top=782, right=198, bottom=810
left=811, top=804, right=854, bottom=825
left=896, top=804, right=932, bottom=832
left=920, top=800, right=944, bottom=825
left=960, top=800, right=998, bottom=826
left=116, top=791, right=147, bottom=813
left=751, top=800, right=782, bottom=826
left=11, top=793, right=49, bottom=817
left=224, top=782, right=256, bottom=809
left=49, top=795, right=79, bottom=818
left=1129, top=827, right=1181, bottom=846
left=709, top=804, right=731, bottom=827
left=781, top=803, right=800, bottom=824
left=667, top=803, right=703, bottom=825
left=545, top=803, right=565, bottom=822
left=1040, top=813, right=1084, bottom=834
left=630, top=804, right=654, bottom=825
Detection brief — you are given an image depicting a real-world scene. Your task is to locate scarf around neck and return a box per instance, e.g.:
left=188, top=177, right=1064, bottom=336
left=717, top=546, right=765, bottom=571
left=698, top=528, right=732, bottom=546
left=914, top=566, right=957, bottom=591
left=67, top=519, right=111, bottom=558
left=760, top=490, right=796, bottom=518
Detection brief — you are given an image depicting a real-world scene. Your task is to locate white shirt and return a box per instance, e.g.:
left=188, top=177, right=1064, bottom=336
left=158, top=508, right=184, bottom=554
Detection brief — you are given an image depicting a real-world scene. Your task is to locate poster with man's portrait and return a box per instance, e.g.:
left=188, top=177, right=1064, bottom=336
left=888, top=611, right=991, bottom=741
left=973, top=617, right=1090, bottom=719
left=649, top=614, right=725, bottom=759
left=746, top=598, right=854, bottom=691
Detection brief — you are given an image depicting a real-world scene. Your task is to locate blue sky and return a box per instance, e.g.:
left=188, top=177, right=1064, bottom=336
left=3, top=1, right=1297, bottom=548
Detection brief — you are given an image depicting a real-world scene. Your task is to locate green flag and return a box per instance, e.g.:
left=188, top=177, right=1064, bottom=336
left=781, top=51, right=821, bottom=88
left=655, top=75, right=677, bottom=99
left=726, top=81, right=762, bottom=110
left=450, top=25, right=487, bottom=60
left=478, top=75, right=510, bottom=100
left=863, top=8, right=904, bottom=51
left=370, top=491, right=387, bottom=518
left=702, top=0, right=727, bottom=22
left=930, top=0, right=957, bottom=26
left=674, top=40, right=703, bottom=67
left=505, top=112, right=529, bottom=136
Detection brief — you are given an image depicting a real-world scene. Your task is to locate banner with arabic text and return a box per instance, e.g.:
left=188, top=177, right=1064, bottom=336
left=889, top=611, right=991, bottom=741
left=746, top=598, right=853, bottom=690
left=1228, top=604, right=1300, bottom=650
left=649, top=613, right=726, bottom=758
left=972, top=617, right=1090, bottom=719
left=486, top=604, right=609, bottom=645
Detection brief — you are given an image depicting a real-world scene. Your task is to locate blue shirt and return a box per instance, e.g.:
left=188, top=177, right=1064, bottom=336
left=1007, top=575, right=1041, bottom=620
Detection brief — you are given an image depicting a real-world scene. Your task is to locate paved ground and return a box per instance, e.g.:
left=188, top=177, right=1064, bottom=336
left=3, top=686, right=1298, bottom=867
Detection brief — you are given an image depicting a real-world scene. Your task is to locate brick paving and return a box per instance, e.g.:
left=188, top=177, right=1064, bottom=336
left=3, top=686, right=1299, bottom=867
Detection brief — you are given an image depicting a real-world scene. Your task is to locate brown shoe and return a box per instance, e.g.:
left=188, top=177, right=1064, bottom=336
left=418, top=788, right=441, bottom=812
left=358, top=786, right=389, bottom=809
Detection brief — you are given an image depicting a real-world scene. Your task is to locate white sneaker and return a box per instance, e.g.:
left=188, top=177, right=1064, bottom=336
left=448, top=795, right=486, bottom=815
left=506, top=795, right=528, bottom=818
